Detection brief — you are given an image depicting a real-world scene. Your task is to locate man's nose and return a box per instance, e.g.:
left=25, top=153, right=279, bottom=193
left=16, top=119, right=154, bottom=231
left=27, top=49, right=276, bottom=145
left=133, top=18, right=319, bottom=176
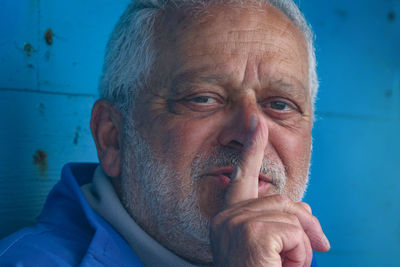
left=217, top=98, right=269, bottom=151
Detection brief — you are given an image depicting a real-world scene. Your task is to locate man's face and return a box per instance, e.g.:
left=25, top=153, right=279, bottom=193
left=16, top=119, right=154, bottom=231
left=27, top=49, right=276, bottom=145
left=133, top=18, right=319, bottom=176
left=120, top=4, right=312, bottom=263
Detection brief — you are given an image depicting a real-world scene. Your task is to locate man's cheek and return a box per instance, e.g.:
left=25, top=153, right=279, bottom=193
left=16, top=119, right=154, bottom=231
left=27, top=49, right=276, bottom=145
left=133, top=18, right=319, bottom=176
left=162, top=121, right=215, bottom=156
left=273, top=129, right=311, bottom=165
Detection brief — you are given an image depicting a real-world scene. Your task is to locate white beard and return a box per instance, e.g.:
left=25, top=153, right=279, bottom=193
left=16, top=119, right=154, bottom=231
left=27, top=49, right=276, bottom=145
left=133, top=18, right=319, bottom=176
left=119, top=117, right=308, bottom=263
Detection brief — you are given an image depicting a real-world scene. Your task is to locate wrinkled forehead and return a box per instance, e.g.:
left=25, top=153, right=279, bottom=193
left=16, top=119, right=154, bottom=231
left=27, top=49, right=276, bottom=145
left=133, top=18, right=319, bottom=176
left=156, top=2, right=307, bottom=53
left=149, top=2, right=309, bottom=95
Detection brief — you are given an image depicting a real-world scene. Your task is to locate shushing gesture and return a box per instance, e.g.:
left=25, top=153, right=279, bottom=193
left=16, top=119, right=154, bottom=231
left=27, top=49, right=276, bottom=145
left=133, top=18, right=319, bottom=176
left=210, top=114, right=330, bottom=266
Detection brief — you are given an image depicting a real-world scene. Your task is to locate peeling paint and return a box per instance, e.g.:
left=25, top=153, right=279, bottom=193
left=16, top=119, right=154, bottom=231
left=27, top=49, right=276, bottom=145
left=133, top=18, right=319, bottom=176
left=44, top=28, right=53, bottom=45
left=23, top=43, right=34, bottom=56
left=33, top=149, right=48, bottom=175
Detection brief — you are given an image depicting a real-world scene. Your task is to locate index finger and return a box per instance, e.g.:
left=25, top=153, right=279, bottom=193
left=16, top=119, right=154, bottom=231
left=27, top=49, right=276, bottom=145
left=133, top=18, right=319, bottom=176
left=224, top=114, right=268, bottom=206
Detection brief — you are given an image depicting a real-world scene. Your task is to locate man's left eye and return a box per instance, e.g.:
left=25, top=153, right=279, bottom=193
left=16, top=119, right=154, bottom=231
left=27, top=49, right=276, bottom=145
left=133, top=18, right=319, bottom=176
left=268, top=101, right=292, bottom=111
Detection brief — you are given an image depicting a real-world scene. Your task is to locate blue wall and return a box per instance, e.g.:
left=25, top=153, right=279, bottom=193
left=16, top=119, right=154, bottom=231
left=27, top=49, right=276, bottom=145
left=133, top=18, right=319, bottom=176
left=300, top=1, right=400, bottom=266
left=0, top=0, right=130, bottom=238
left=0, top=0, right=399, bottom=266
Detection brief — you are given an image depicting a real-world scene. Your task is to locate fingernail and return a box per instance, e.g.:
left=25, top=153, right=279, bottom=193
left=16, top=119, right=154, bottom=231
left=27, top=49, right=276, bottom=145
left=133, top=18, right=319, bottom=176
left=249, top=114, right=258, bottom=132
left=322, top=234, right=331, bottom=249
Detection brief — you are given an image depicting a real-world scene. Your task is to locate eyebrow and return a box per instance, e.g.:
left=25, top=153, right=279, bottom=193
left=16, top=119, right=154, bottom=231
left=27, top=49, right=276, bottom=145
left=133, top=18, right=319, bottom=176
left=169, top=68, right=227, bottom=95
left=268, top=77, right=308, bottom=99
left=172, top=68, right=226, bottom=86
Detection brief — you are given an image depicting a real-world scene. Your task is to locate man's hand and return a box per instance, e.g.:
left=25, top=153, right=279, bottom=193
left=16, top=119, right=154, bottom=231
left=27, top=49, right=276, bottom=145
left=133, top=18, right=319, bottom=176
left=210, top=114, right=330, bottom=267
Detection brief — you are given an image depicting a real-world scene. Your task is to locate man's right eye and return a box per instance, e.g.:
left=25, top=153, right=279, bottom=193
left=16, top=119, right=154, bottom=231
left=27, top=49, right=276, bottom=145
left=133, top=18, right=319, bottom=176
left=178, top=93, right=224, bottom=112
left=188, top=96, right=218, bottom=104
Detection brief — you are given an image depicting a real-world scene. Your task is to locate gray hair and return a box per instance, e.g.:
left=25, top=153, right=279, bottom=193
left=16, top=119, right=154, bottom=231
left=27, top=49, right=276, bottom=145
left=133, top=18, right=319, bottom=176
left=99, top=0, right=318, bottom=114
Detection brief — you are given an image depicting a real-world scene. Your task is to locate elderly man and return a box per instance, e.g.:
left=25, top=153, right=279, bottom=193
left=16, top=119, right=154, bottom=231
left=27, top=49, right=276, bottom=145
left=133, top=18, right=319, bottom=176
left=0, top=0, right=330, bottom=266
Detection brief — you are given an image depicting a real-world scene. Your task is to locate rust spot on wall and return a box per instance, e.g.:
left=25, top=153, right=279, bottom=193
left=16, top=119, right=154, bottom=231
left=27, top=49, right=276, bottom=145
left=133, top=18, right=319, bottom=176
left=24, top=43, right=34, bottom=56
left=388, top=11, right=396, bottom=22
left=33, top=149, right=48, bottom=175
left=44, top=29, right=53, bottom=45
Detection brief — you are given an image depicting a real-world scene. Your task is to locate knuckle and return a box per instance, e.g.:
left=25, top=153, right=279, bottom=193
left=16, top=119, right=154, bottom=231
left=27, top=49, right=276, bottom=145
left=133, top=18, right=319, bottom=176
left=310, top=215, right=321, bottom=227
left=299, top=202, right=312, bottom=213
left=287, top=223, right=304, bottom=240
left=287, top=214, right=301, bottom=225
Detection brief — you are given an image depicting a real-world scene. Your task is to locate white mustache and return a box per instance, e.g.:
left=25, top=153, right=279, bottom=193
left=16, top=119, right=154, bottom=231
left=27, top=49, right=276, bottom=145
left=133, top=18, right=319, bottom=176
left=190, top=147, right=287, bottom=192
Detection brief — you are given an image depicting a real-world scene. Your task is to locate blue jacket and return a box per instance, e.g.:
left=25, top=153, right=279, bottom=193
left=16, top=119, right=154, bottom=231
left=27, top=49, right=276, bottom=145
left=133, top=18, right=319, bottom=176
left=0, top=163, right=319, bottom=266
left=0, top=163, right=142, bottom=266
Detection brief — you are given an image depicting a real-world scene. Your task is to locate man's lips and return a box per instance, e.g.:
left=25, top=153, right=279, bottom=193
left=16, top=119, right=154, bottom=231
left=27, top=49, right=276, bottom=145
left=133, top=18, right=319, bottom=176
left=204, top=167, right=273, bottom=189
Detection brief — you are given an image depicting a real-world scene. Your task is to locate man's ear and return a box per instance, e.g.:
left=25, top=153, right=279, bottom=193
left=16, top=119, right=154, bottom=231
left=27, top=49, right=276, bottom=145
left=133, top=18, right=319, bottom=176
left=90, top=99, right=122, bottom=178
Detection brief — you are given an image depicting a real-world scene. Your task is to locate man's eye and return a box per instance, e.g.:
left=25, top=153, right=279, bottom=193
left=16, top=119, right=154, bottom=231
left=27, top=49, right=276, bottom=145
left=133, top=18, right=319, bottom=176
left=268, top=101, right=291, bottom=111
left=175, top=93, right=223, bottom=113
left=188, top=96, right=217, bottom=104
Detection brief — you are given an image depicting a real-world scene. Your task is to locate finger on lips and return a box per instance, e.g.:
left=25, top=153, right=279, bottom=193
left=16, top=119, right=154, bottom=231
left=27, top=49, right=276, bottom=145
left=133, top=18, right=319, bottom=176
left=225, top=114, right=268, bottom=206
left=213, top=113, right=330, bottom=266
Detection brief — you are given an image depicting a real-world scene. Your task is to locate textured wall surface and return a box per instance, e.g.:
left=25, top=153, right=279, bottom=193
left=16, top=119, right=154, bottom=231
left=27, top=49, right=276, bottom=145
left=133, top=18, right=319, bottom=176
left=300, top=1, right=400, bottom=266
left=0, top=0, right=131, bottom=237
left=0, top=0, right=399, bottom=266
